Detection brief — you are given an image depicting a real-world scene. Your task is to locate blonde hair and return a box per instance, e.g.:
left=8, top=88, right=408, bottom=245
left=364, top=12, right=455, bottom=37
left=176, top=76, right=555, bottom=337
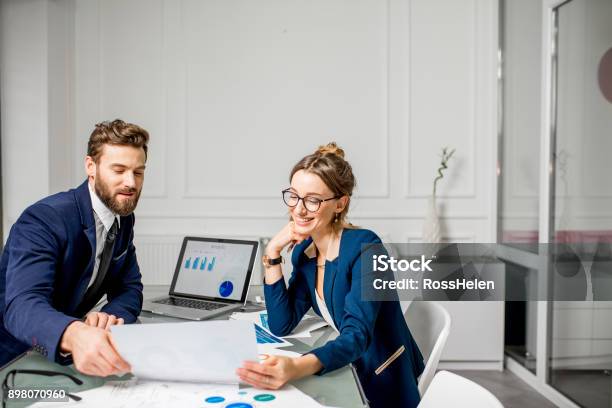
left=290, top=142, right=356, bottom=232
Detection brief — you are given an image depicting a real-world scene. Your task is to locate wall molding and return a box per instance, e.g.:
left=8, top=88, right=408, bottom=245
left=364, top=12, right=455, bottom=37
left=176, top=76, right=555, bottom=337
left=404, top=0, right=479, bottom=199
left=134, top=212, right=490, bottom=220
left=181, top=0, right=392, bottom=200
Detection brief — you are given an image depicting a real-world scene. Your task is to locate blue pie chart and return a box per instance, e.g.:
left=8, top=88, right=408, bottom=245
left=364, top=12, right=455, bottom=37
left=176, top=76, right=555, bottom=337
left=219, top=280, right=234, bottom=297
left=225, top=403, right=254, bottom=408
left=204, top=396, right=225, bottom=403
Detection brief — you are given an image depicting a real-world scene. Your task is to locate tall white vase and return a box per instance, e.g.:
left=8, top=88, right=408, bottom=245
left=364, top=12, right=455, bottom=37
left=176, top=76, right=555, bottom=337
left=422, top=196, right=441, bottom=243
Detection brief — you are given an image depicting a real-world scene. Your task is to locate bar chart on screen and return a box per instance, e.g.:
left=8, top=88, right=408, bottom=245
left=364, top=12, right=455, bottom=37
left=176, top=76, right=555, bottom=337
left=184, top=256, right=217, bottom=272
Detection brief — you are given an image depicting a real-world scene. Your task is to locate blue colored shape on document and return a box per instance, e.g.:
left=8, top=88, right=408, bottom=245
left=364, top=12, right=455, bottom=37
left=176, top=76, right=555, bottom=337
left=204, top=396, right=225, bottom=403
left=254, top=324, right=283, bottom=344
left=259, top=313, right=269, bottom=330
left=225, top=403, right=254, bottom=408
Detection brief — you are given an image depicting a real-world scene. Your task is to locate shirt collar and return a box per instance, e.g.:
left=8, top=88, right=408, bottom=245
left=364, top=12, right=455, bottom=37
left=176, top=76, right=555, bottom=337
left=88, top=182, right=120, bottom=231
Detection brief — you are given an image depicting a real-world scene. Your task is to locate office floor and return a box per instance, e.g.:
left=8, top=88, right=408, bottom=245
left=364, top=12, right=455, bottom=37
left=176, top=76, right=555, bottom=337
left=450, top=370, right=557, bottom=408
left=550, top=370, right=611, bottom=408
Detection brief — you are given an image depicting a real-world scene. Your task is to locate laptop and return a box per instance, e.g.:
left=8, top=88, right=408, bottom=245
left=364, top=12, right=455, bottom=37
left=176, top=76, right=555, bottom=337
left=142, top=236, right=259, bottom=320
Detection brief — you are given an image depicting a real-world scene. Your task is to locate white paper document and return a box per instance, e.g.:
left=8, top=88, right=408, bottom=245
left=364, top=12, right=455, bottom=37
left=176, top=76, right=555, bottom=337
left=230, top=311, right=328, bottom=339
left=110, top=320, right=257, bottom=383
left=200, top=382, right=324, bottom=407
left=31, top=379, right=324, bottom=408
left=283, top=316, right=329, bottom=339
left=230, top=312, right=293, bottom=348
left=257, top=344, right=302, bottom=358
left=32, top=380, right=234, bottom=407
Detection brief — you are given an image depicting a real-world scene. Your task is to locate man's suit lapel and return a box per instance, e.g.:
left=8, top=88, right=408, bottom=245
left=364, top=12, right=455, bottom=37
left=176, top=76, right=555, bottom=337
left=74, top=180, right=97, bottom=302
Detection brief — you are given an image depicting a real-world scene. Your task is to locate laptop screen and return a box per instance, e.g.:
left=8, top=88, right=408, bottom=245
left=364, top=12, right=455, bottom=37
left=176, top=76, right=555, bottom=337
left=170, top=237, right=258, bottom=303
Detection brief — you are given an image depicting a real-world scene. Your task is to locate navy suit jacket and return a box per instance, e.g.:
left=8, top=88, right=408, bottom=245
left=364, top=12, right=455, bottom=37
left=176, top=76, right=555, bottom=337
left=0, top=180, right=143, bottom=366
left=264, top=229, right=425, bottom=408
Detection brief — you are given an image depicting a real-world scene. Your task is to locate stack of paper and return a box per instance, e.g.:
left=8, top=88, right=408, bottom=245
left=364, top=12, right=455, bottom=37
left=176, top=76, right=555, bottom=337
left=32, top=379, right=325, bottom=407
left=253, top=323, right=292, bottom=347
left=230, top=311, right=328, bottom=339
left=257, top=345, right=302, bottom=358
left=284, top=315, right=329, bottom=339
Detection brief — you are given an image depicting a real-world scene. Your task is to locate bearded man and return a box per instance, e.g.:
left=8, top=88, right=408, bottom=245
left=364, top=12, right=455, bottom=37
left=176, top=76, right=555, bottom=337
left=0, top=120, right=148, bottom=376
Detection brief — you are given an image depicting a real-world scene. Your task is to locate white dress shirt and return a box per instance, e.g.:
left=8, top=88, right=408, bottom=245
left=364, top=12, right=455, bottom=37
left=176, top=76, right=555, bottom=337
left=87, top=183, right=120, bottom=288
left=315, top=287, right=338, bottom=333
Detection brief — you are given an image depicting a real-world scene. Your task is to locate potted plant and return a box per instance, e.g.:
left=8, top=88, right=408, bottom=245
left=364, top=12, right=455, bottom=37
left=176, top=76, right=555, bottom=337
left=422, top=147, right=455, bottom=243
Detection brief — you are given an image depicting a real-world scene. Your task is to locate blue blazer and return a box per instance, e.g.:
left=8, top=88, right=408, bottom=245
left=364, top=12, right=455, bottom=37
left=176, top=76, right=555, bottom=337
left=264, top=229, right=424, bottom=408
left=0, top=180, right=143, bottom=366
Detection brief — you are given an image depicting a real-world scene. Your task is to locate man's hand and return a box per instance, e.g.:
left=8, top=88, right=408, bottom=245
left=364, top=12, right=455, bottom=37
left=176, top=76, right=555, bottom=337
left=84, top=312, right=124, bottom=330
left=60, top=321, right=131, bottom=377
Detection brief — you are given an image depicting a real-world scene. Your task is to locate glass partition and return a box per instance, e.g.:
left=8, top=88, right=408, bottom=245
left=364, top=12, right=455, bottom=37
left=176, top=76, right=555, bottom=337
left=499, top=0, right=612, bottom=405
left=498, top=0, right=543, bottom=373
left=498, top=0, right=542, bottom=252
left=549, top=0, right=612, bottom=406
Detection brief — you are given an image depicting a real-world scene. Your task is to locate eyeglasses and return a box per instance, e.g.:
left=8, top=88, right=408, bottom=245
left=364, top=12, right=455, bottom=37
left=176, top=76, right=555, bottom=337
left=2, top=369, right=83, bottom=408
left=282, top=189, right=340, bottom=212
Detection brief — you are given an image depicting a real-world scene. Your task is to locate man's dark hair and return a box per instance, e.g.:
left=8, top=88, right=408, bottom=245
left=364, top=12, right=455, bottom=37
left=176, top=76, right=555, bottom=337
left=87, top=119, right=149, bottom=162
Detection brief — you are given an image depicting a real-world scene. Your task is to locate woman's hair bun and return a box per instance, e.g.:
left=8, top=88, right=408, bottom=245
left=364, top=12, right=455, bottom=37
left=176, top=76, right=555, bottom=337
left=316, top=142, right=345, bottom=159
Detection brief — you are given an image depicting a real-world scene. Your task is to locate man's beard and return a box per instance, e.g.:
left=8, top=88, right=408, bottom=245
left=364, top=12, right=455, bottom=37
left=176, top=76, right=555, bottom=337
left=94, top=174, right=141, bottom=217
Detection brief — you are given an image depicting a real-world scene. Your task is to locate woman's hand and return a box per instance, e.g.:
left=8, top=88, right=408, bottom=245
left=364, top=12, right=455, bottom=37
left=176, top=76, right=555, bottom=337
left=236, top=354, right=323, bottom=390
left=266, top=222, right=309, bottom=257
left=263, top=222, right=309, bottom=285
left=236, top=355, right=300, bottom=390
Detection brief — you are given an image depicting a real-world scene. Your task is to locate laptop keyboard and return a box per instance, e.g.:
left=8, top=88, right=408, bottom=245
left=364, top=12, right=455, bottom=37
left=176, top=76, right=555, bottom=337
left=153, top=297, right=227, bottom=311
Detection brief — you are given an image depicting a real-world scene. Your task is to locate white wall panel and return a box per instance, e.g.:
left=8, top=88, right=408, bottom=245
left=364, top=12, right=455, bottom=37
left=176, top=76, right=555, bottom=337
left=0, top=0, right=51, bottom=231
left=74, top=0, right=167, bottom=197
left=407, top=0, right=477, bottom=199
left=181, top=0, right=389, bottom=199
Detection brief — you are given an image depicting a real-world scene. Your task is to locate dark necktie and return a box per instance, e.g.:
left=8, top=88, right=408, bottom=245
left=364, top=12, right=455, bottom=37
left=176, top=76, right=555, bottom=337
left=75, top=218, right=119, bottom=318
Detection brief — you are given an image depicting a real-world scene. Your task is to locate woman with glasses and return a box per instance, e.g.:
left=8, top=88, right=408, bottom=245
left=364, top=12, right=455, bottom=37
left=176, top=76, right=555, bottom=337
left=237, top=143, right=424, bottom=408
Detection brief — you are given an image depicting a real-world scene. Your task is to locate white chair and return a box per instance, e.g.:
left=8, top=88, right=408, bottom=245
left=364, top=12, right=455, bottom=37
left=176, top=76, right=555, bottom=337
left=418, top=370, right=504, bottom=408
left=404, top=301, right=451, bottom=396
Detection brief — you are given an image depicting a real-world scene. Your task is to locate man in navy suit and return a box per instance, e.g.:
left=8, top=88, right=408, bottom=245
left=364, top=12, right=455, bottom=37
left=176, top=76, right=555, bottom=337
left=0, top=119, right=148, bottom=377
